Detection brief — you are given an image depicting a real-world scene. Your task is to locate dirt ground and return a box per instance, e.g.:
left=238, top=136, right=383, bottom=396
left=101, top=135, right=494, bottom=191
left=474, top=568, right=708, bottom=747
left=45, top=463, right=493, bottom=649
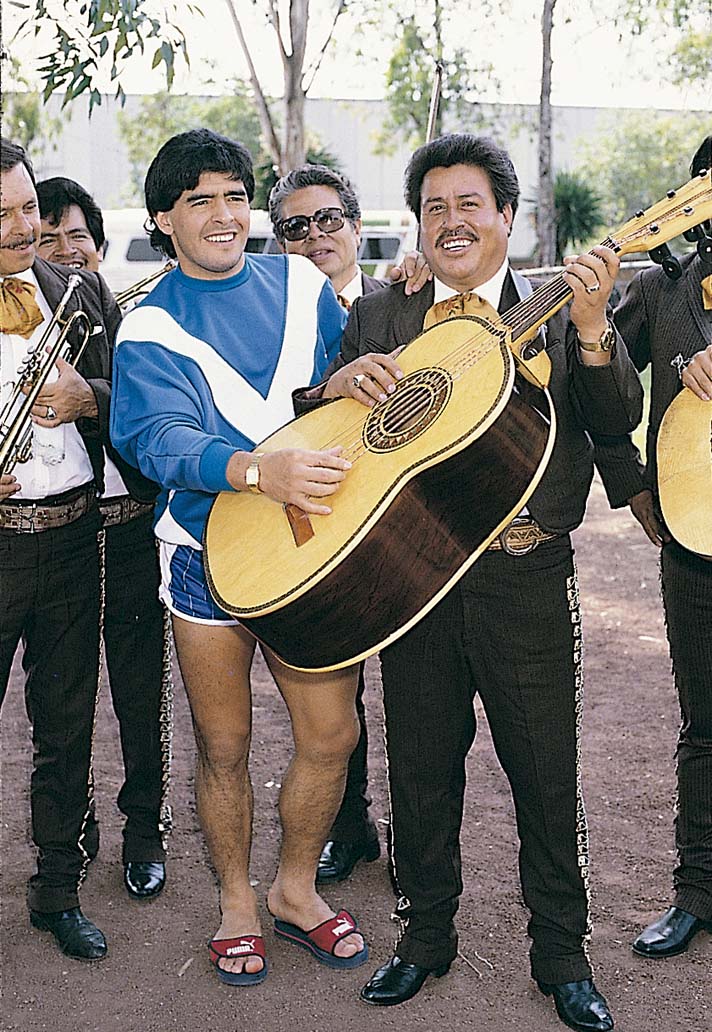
left=1, top=475, right=710, bottom=1032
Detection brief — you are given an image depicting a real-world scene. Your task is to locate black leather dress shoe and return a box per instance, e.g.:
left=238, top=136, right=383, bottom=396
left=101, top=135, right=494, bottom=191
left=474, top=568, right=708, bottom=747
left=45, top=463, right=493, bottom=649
left=124, top=861, right=166, bottom=900
left=537, top=979, right=613, bottom=1032
left=30, top=907, right=107, bottom=961
left=632, top=906, right=712, bottom=958
left=360, top=955, right=450, bottom=1006
left=316, top=837, right=380, bottom=884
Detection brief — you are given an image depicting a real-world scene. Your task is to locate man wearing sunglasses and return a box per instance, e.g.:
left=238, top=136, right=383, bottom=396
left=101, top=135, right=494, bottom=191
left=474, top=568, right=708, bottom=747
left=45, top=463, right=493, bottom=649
left=269, top=164, right=385, bottom=311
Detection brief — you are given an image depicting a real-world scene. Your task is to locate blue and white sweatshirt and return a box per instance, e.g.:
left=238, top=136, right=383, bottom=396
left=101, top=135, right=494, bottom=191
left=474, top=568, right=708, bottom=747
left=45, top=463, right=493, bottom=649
left=110, top=253, right=345, bottom=547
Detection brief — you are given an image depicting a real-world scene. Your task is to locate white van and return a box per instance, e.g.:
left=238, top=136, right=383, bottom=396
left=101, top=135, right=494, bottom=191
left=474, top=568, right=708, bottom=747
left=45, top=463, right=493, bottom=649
left=100, top=208, right=418, bottom=299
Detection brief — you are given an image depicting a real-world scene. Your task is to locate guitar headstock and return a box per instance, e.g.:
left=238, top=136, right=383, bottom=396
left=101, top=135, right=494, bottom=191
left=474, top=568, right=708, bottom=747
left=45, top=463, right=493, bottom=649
left=611, top=168, right=712, bottom=257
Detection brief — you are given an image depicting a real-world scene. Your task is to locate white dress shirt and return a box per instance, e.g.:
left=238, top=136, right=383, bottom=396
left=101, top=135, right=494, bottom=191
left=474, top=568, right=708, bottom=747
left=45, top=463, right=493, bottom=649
left=0, top=269, right=93, bottom=499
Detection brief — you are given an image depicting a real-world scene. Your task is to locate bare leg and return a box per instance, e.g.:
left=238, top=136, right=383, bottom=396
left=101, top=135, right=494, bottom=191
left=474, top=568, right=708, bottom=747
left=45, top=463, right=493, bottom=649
left=264, top=650, right=363, bottom=958
left=172, top=617, right=263, bottom=977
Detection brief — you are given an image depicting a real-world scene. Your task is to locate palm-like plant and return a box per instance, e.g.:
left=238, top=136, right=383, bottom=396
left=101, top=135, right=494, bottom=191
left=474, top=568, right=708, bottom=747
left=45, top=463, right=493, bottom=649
left=554, top=171, right=604, bottom=263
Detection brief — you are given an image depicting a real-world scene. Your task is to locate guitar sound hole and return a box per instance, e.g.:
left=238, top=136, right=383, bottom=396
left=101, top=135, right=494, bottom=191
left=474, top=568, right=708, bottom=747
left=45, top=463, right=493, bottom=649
left=363, top=367, right=452, bottom=453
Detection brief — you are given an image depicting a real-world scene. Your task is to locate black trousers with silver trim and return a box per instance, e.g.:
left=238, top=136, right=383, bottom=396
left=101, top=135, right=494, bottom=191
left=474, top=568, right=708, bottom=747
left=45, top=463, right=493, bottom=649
left=380, top=535, right=593, bottom=984
left=88, top=511, right=168, bottom=863
left=0, top=509, right=102, bottom=913
left=661, top=540, right=712, bottom=921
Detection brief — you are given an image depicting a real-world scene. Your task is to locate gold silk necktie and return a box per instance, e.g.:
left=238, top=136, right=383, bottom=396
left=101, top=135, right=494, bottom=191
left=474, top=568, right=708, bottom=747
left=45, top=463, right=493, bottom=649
left=337, top=294, right=352, bottom=312
left=423, top=290, right=500, bottom=330
left=702, top=274, right=712, bottom=311
left=0, top=277, right=44, bottom=338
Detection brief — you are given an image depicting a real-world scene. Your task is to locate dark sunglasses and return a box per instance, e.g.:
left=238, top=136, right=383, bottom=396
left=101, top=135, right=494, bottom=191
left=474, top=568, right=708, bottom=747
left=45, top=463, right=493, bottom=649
left=279, top=206, right=346, bottom=242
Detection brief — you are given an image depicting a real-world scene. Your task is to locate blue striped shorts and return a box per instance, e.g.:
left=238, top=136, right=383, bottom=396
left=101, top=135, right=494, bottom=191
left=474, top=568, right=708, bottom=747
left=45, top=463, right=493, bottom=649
left=158, top=542, right=238, bottom=626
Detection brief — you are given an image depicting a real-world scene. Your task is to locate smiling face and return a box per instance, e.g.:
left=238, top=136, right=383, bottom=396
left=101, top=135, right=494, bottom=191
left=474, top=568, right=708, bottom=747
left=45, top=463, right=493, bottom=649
left=418, top=163, right=512, bottom=293
left=0, top=162, right=40, bottom=276
left=279, top=184, right=361, bottom=294
left=37, top=203, right=102, bottom=272
left=154, top=171, right=250, bottom=280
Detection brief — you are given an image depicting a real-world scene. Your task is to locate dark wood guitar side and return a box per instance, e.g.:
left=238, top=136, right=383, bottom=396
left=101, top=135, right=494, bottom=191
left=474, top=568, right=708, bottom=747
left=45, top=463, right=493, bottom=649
left=236, top=380, right=552, bottom=669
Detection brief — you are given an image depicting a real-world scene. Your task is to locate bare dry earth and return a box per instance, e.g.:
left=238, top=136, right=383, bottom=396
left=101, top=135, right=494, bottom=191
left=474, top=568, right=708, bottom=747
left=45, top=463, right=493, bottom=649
left=1, top=476, right=710, bottom=1032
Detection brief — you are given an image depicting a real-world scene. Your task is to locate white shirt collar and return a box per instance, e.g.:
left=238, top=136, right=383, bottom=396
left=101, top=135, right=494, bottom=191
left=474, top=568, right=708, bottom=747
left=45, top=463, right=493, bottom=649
left=337, top=269, right=364, bottom=305
left=433, top=258, right=510, bottom=312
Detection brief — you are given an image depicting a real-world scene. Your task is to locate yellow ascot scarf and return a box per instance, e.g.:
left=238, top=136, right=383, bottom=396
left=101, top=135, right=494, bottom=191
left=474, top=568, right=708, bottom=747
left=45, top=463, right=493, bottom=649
left=0, top=277, right=44, bottom=338
left=702, top=273, right=712, bottom=311
left=423, top=290, right=500, bottom=330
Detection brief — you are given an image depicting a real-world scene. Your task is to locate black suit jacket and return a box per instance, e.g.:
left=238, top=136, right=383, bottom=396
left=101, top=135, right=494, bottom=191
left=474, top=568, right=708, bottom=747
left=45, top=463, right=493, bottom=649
left=296, top=272, right=643, bottom=533
left=33, top=258, right=157, bottom=502
left=361, top=272, right=388, bottom=296
left=596, top=253, right=712, bottom=505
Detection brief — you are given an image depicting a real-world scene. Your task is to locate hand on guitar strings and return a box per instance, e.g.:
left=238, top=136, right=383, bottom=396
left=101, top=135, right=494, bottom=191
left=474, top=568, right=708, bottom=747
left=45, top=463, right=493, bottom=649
left=562, top=245, right=620, bottom=344
left=228, top=447, right=351, bottom=516
left=323, top=349, right=405, bottom=406
left=681, top=343, right=712, bottom=402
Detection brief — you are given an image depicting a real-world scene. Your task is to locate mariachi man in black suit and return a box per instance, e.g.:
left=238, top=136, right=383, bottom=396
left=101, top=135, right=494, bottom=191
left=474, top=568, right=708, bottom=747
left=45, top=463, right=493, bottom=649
left=36, top=176, right=170, bottom=904
left=595, top=134, right=712, bottom=962
left=0, top=141, right=150, bottom=960
left=270, top=163, right=430, bottom=884
left=296, top=134, right=643, bottom=1032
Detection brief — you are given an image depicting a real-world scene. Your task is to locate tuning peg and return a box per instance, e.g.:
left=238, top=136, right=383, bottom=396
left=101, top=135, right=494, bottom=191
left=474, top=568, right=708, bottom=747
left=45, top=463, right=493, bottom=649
left=697, top=235, right=712, bottom=265
left=648, top=243, right=683, bottom=281
left=684, top=224, right=705, bottom=243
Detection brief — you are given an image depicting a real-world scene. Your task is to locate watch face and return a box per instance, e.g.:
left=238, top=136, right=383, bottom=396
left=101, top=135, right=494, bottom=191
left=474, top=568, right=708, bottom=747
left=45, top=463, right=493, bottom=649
left=246, top=456, right=262, bottom=491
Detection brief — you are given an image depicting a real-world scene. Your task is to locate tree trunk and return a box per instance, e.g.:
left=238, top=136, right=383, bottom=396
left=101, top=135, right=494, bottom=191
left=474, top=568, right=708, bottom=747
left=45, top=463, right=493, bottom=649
left=283, top=80, right=306, bottom=172
left=537, top=0, right=557, bottom=267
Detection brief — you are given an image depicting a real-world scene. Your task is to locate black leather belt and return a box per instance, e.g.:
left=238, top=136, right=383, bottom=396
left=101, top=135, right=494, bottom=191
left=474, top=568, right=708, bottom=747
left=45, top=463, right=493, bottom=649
left=487, top=517, right=559, bottom=556
left=0, top=483, right=97, bottom=533
left=99, top=494, right=154, bottom=527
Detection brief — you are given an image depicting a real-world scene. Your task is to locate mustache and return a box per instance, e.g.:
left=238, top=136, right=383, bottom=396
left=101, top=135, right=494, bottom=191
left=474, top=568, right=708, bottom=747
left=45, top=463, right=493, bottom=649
left=436, top=229, right=477, bottom=247
left=2, top=233, right=36, bottom=249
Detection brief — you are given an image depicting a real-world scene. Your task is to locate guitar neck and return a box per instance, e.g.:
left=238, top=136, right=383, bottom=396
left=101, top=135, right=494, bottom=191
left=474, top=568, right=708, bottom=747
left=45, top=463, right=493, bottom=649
left=503, top=237, right=617, bottom=345
left=503, top=167, right=712, bottom=345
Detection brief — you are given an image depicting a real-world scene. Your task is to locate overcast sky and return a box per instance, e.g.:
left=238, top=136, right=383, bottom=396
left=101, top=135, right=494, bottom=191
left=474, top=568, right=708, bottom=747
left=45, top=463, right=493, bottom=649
left=5, top=0, right=711, bottom=112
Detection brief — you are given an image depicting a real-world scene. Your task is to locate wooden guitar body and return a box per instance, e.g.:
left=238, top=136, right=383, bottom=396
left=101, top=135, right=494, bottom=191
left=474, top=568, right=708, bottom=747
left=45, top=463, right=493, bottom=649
left=657, top=388, right=712, bottom=559
left=204, top=317, right=555, bottom=670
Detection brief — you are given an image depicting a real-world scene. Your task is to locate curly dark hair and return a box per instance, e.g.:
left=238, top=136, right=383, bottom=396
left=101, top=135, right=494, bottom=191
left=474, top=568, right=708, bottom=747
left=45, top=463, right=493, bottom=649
left=144, top=129, right=255, bottom=258
left=1, top=139, right=35, bottom=183
left=404, top=134, right=519, bottom=222
left=36, top=177, right=105, bottom=251
left=690, top=135, right=712, bottom=177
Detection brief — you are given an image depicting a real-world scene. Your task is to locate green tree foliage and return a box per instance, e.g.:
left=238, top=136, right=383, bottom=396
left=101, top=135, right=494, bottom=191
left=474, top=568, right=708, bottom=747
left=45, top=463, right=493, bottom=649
left=373, top=1, right=499, bottom=155
left=1, top=55, right=63, bottom=154
left=553, top=171, right=603, bottom=262
left=615, top=0, right=712, bottom=87
left=10, top=0, right=197, bottom=111
left=577, top=111, right=709, bottom=228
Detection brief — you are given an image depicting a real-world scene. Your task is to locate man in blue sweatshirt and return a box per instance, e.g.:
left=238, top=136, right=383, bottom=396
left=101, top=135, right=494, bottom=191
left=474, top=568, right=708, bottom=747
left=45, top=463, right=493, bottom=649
left=111, top=129, right=367, bottom=986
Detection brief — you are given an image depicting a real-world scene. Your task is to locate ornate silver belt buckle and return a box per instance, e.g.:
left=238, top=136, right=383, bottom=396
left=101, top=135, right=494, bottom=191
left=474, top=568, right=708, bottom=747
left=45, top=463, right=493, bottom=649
left=498, top=519, right=538, bottom=556
left=18, top=503, right=39, bottom=533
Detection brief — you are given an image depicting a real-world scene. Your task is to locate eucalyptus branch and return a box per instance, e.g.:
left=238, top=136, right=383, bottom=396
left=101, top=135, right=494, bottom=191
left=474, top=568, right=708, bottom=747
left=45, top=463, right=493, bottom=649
left=223, top=0, right=282, bottom=167
left=265, top=0, right=289, bottom=66
left=302, top=0, right=347, bottom=93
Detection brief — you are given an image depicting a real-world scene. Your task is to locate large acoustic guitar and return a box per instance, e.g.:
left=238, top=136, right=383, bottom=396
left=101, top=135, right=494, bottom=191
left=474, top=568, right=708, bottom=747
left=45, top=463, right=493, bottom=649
left=205, top=169, right=712, bottom=670
left=658, top=386, right=712, bottom=559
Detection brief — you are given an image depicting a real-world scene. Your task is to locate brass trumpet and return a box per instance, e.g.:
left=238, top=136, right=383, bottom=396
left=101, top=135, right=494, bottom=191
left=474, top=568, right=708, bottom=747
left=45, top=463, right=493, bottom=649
left=0, top=275, right=98, bottom=477
left=114, top=260, right=176, bottom=310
